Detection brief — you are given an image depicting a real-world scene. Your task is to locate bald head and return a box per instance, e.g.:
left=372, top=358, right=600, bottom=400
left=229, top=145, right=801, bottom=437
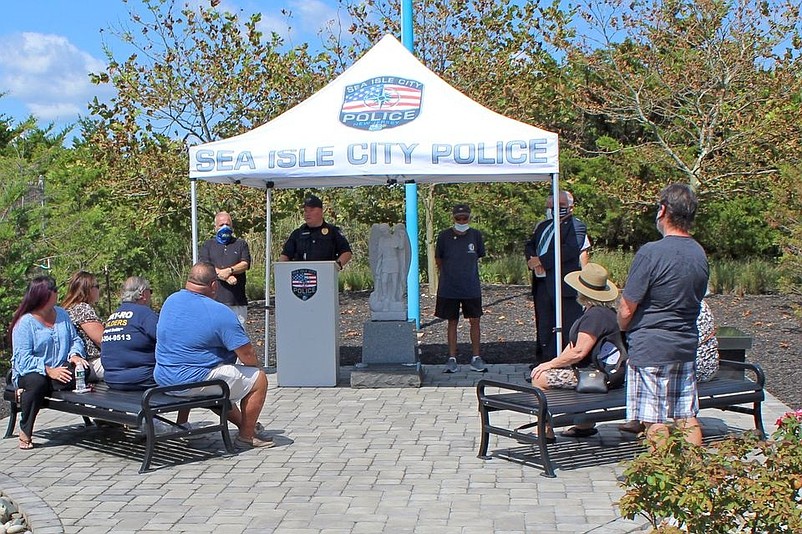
left=186, top=262, right=218, bottom=296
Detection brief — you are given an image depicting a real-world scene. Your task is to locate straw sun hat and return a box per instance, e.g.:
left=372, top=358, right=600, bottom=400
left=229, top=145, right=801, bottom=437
left=564, top=263, right=619, bottom=302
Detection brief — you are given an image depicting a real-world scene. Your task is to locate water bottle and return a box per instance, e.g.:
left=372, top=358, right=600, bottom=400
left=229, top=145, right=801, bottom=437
left=75, top=365, right=87, bottom=392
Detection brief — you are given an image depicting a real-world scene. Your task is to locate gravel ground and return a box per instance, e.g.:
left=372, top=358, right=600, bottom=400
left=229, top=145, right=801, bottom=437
left=3, top=287, right=800, bottom=422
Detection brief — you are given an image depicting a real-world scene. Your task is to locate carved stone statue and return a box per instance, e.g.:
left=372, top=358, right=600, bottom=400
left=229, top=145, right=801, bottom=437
left=368, top=223, right=411, bottom=320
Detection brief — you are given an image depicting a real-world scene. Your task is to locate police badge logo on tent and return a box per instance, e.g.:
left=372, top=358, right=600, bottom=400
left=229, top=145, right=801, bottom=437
left=340, top=77, right=423, bottom=131
left=291, top=269, right=318, bottom=301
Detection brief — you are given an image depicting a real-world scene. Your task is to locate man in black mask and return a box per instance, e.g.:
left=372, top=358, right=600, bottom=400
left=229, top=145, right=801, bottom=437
left=199, top=211, right=251, bottom=324
left=525, top=191, right=590, bottom=362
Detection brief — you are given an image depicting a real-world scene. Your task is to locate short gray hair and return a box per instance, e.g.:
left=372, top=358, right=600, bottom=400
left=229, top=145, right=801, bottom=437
left=577, top=292, right=616, bottom=309
left=121, top=276, right=151, bottom=303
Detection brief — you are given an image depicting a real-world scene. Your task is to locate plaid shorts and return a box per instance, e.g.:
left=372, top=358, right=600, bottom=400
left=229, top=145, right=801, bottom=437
left=626, top=361, right=699, bottom=423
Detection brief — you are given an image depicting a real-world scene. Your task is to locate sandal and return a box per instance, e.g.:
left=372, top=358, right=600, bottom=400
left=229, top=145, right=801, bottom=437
left=19, top=432, right=34, bottom=450
left=560, top=426, right=599, bottom=438
left=234, top=435, right=275, bottom=449
left=618, top=420, right=646, bottom=434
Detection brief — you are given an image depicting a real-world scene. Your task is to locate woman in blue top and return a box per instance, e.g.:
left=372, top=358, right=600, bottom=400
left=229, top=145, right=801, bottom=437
left=11, top=276, right=87, bottom=449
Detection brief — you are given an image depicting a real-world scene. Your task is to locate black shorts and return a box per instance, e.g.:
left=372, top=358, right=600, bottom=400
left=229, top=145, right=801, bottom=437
left=435, top=297, right=483, bottom=320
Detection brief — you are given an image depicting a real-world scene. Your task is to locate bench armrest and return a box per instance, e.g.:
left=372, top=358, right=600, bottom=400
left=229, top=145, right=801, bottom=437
left=719, top=360, right=765, bottom=388
left=477, top=378, right=548, bottom=402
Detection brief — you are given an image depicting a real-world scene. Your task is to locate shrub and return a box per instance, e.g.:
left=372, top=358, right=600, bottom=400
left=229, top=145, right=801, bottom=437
left=480, top=255, right=529, bottom=285
left=619, top=411, right=802, bottom=532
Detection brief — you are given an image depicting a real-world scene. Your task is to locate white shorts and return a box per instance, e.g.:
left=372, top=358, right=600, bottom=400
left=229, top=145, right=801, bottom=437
left=170, top=364, right=262, bottom=403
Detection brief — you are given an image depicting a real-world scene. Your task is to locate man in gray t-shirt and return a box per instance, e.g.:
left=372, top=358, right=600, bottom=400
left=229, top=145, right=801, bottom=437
left=618, top=184, right=709, bottom=448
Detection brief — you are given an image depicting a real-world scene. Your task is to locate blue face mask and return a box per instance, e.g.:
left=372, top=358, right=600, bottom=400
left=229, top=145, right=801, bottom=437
left=216, top=225, right=234, bottom=244
left=454, top=223, right=470, bottom=232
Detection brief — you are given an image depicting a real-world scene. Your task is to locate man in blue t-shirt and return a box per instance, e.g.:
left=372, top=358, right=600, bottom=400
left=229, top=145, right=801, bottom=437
left=435, top=203, right=487, bottom=373
left=155, top=262, right=272, bottom=448
left=618, top=183, right=709, bottom=448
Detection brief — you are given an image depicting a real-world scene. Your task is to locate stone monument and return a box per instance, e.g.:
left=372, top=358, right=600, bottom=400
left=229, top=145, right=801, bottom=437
left=352, top=223, right=421, bottom=388
left=368, top=223, right=410, bottom=321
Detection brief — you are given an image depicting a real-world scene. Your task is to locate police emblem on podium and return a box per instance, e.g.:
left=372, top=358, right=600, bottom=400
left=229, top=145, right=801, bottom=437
left=291, top=268, right=318, bottom=301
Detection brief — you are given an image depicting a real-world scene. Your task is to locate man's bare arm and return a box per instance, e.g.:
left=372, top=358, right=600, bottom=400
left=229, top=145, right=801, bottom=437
left=234, top=343, right=259, bottom=367
left=617, top=296, right=638, bottom=331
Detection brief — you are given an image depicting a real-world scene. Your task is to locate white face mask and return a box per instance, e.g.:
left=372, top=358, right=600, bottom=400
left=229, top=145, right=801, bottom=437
left=454, top=223, right=470, bottom=232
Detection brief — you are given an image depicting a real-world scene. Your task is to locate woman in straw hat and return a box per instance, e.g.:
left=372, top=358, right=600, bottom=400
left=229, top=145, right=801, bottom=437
left=529, top=262, right=623, bottom=439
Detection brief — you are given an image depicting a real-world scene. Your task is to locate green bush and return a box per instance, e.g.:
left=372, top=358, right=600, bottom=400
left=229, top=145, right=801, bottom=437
left=480, top=255, right=529, bottom=285
left=339, top=262, right=373, bottom=291
left=709, top=259, right=780, bottom=295
left=619, top=411, right=802, bottom=532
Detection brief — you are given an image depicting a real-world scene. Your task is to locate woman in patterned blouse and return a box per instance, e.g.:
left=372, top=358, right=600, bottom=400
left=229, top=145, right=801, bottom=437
left=62, top=271, right=105, bottom=380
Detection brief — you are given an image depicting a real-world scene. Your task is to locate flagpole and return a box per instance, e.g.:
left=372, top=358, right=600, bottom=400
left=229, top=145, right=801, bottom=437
left=401, top=0, right=420, bottom=328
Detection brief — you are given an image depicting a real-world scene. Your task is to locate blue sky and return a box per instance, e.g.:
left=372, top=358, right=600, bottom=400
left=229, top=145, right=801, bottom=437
left=0, top=0, right=344, bottom=134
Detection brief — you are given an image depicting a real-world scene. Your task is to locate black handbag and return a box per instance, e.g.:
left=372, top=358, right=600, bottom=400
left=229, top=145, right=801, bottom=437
left=574, top=367, right=608, bottom=394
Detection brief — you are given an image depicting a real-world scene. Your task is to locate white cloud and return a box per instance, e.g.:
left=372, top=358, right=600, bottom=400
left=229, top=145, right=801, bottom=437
left=0, top=32, right=111, bottom=122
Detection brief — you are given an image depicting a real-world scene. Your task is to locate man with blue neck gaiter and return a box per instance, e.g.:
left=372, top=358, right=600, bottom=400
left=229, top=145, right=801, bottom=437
left=199, top=211, right=251, bottom=325
left=434, top=203, right=487, bottom=374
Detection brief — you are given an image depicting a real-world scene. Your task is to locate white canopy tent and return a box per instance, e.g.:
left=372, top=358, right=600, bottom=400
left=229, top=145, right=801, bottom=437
left=188, top=34, right=566, bottom=354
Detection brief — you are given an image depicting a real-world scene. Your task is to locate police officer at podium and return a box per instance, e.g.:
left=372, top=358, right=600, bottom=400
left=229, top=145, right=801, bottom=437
left=278, top=195, right=352, bottom=270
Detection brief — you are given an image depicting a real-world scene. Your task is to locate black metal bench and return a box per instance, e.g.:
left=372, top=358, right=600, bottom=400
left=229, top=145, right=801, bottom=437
left=476, top=359, right=766, bottom=477
left=4, top=372, right=235, bottom=472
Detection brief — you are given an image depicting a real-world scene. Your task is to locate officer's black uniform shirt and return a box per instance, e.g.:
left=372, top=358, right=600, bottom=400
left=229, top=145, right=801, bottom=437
left=281, top=221, right=352, bottom=261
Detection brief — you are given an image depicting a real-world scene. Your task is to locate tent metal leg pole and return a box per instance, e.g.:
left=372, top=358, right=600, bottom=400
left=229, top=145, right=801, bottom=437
left=265, top=188, right=272, bottom=369
left=191, top=179, right=199, bottom=264
left=551, top=173, right=563, bottom=353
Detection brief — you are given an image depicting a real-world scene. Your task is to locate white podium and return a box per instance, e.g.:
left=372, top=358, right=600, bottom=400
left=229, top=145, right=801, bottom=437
left=274, top=261, right=340, bottom=386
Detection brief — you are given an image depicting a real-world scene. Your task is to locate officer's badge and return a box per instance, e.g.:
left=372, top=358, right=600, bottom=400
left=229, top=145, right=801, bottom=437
left=291, top=268, right=318, bottom=301
left=321, top=228, right=329, bottom=235
left=340, top=77, right=423, bottom=131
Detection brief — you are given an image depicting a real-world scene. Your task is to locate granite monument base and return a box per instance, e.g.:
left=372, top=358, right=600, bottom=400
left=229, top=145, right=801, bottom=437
left=351, top=320, right=420, bottom=388
left=350, top=363, right=423, bottom=388
left=361, top=320, right=417, bottom=364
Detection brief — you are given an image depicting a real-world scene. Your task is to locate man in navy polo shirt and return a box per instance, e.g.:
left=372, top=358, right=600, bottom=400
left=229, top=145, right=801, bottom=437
left=435, top=203, right=487, bottom=373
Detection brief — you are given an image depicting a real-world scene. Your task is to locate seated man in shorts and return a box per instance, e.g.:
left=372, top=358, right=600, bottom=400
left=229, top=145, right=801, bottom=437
left=154, top=262, right=271, bottom=448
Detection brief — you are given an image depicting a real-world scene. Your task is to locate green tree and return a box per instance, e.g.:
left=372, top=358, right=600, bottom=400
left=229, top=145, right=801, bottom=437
left=85, top=0, right=333, bottom=244
left=551, top=0, right=802, bottom=195
left=0, top=116, right=66, bottom=368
